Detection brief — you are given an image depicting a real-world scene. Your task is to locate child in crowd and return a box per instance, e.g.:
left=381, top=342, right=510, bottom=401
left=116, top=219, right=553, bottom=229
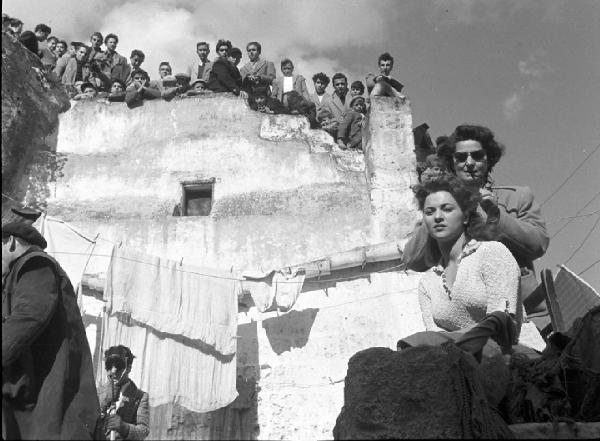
left=248, top=87, right=286, bottom=114
left=350, top=80, right=365, bottom=97
left=72, top=82, right=98, bottom=100
left=183, top=79, right=209, bottom=97
left=337, top=96, right=367, bottom=150
left=285, top=90, right=319, bottom=128
left=317, top=107, right=338, bottom=134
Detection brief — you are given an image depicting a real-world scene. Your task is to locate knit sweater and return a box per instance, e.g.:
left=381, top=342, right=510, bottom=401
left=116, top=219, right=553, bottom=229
left=418, top=240, right=546, bottom=350
left=418, top=240, right=521, bottom=332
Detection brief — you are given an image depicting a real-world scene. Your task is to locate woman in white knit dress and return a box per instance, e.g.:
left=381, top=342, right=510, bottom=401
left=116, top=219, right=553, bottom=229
left=410, top=173, right=545, bottom=354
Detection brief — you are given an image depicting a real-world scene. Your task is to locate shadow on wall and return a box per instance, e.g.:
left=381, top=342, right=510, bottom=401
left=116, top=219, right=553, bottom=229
left=262, top=308, right=320, bottom=355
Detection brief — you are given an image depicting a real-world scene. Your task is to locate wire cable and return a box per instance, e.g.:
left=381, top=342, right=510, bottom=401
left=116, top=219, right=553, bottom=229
left=578, top=258, right=600, bottom=277
left=550, top=190, right=600, bottom=239
left=539, top=143, right=600, bottom=208
left=563, top=215, right=600, bottom=266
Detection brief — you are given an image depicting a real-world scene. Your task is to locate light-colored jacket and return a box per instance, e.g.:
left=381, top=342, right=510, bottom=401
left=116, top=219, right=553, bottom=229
left=239, top=58, right=276, bottom=85
left=271, top=74, right=310, bottom=102
left=60, top=58, right=92, bottom=86
left=309, top=92, right=332, bottom=116
left=186, top=59, right=213, bottom=85
left=322, top=92, right=352, bottom=124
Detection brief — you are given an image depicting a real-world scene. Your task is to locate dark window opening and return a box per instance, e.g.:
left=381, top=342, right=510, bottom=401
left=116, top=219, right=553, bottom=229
left=177, top=180, right=214, bottom=216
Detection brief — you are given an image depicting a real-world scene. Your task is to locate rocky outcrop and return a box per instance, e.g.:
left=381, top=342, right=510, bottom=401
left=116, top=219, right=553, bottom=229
left=1, top=32, right=70, bottom=212
left=333, top=345, right=513, bottom=439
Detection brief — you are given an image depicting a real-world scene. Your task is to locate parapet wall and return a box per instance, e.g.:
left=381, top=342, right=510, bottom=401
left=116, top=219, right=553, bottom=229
left=47, top=93, right=423, bottom=439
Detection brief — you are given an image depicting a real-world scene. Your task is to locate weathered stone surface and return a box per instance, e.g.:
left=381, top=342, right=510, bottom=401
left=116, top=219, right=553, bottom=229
left=333, top=346, right=464, bottom=439
left=333, top=345, right=513, bottom=439
left=364, top=96, right=420, bottom=242
left=1, top=32, right=70, bottom=209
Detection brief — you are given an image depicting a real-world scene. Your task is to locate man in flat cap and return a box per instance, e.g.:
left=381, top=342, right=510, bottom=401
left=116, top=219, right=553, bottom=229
left=2, top=222, right=100, bottom=439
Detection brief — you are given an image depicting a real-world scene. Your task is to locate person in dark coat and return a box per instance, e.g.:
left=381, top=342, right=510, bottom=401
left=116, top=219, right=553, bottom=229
left=2, top=222, right=100, bottom=440
left=206, top=39, right=241, bottom=95
left=337, top=96, right=367, bottom=150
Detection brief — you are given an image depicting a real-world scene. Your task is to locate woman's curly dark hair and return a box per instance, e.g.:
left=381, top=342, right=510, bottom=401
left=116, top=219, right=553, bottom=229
left=412, top=173, right=499, bottom=241
left=437, top=124, right=505, bottom=175
left=216, top=39, right=232, bottom=54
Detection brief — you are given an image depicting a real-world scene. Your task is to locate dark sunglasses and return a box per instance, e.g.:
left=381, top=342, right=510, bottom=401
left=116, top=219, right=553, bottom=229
left=105, top=356, right=126, bottom=371
left=453, top=150, right=487, bottom=162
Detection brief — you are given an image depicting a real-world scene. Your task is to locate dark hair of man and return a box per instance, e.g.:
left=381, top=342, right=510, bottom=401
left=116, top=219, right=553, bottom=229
left=437, top=124, right=505, bottom=174
left=196, top=41, right=210, bottom=50
left=111, top=79, right=125, bottom=89
left=130, top=49, right=145, bottom=60
left=378, top=52, right=394, bottom=66
left=332, top=73, right=347, bottom=83
left=57, top=40, right=68, bottom=49
left=350, top=80, right=365, bottom=94
left=104, top=345, right=135, bottom=367
left=19, top=31, right=38, bottom=55
left=159, top=61, right=171, bottom=69
left=105, top=33, right=119, bottom=44
left=312, top=72, right=330, bottom=86
left=280, top=58, right=294, bottom=69
left=246, top=41, right=262, bottom=54
left=230, top=47, right=242, bottom=58
left=9, top=18, right=23, bottom=26
left=47, top=36, right=58, bottom=44
left=34, top=23, right=51, bottom=34
left=413, top=173, right=497, bottom=241
left=90, top=31, right=103, bottom=41
left=132, top=68, right=149, bottom=80
left=216, top=39, right=232, bottom=53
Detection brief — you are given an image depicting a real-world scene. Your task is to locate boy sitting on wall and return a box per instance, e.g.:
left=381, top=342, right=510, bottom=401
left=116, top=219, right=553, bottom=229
left=337, top=96, right=367, bottom=150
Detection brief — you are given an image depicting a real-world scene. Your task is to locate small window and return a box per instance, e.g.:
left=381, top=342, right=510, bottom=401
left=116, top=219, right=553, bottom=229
left=180, top=180, right=214, bottom=216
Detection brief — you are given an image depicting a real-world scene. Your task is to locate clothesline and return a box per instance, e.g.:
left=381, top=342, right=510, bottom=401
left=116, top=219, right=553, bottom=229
left=47, top=249, right=407, bottom=284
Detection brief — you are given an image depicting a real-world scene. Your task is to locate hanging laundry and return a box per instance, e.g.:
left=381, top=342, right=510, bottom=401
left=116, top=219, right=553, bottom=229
left=241, top=270, right=275, bottom=312
left=40, top=215, right=97, bottom=290
left=272, top=268, right=306, bottom=312
left=102, top=244, right=239, bottom=412
left=104, top=244, right=239, bottom=354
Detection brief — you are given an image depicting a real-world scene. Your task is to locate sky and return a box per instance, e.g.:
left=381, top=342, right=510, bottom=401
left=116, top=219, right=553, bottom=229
left=5, top=0, right=600, bottom=289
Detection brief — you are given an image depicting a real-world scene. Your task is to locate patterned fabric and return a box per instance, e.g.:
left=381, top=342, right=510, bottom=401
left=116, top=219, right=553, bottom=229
left=418, top=240, right=545, bottom=350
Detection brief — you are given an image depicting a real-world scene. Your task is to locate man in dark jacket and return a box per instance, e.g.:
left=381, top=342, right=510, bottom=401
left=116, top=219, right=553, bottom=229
left=206, top=41, right=242, bottom=95
left=2, top=222, right=100, bottom=440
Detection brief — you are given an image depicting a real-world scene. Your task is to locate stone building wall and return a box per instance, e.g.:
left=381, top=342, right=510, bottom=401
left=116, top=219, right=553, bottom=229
left=45, top=93, right=424, bottom=439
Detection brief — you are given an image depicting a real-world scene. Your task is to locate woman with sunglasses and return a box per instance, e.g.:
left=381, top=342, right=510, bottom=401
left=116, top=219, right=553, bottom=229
left=402, top=124, right=549, bottom=277
left=98, top=345, right=149, bottom=440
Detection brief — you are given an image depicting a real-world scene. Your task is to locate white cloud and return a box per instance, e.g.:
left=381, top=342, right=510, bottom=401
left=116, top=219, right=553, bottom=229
left=503, top=51, right=552, bottom=121
left=3, top=0, right=402, bottom=86
left=503, top=92, right=523, bottom=121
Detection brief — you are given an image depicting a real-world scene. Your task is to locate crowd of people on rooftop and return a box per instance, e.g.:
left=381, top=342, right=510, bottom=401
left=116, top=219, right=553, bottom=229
left=3, top=15, right=406, bottom=151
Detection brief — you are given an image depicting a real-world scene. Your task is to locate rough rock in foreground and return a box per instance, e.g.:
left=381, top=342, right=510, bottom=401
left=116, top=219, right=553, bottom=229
left=333, top=345, right=513, bottom=439
left=1, top=32, right=70, bottom=210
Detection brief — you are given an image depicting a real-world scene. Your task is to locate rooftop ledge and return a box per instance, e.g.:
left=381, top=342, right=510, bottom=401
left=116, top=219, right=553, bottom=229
left=62, top=93, right=369, bottom=171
